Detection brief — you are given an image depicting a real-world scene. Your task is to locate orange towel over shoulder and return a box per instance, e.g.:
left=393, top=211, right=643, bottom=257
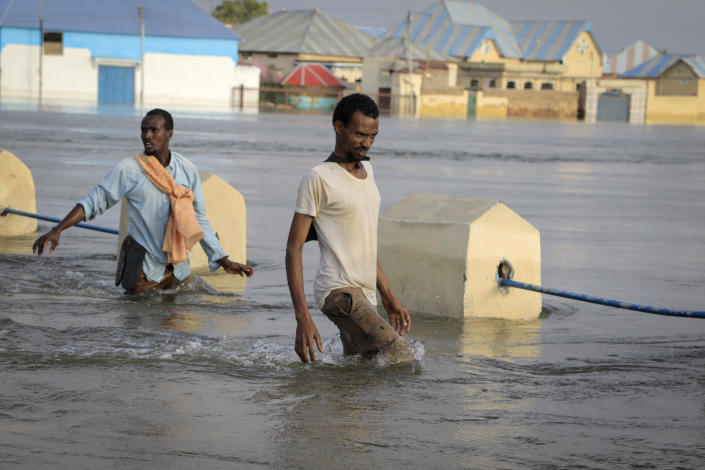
left=136, top=153, right=203, bottom=264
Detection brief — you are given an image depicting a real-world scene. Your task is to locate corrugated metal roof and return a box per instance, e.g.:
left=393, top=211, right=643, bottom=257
left=620, top=54, right=705, bottom=78
left=603, top=40, right=660, bottom=75
left=281, top=63, right=345, bottom=87
left=0, top=0, right=238, bottom=40
left=234, top=9, right=374, bottom=58
left=510, top=20, right=600, bottom=61
left=368, top=37, right=457, bottom=62
left=386, top=1, right=522, bottom=59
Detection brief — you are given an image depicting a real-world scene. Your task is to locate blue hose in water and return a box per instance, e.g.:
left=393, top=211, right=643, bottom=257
left=1, top=208, right=119, bottom=235
left=498, top=278, right=705, bottom=319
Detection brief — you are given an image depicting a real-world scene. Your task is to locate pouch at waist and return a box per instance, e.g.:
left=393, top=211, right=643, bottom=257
left=115, top=235, right=147, bottom=290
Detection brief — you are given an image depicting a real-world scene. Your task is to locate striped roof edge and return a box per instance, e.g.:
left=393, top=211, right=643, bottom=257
left=368, top=37, right=457, bottom=62
left=603, top=40, right=661, bottom=75
left=386, top=1, right=523, bottom=59
left=234, top=9, right=374, bottom=58
left=0, top=0, right=238, bottom=40
left=620, top=54, right=705, bottom=78
left=510, top=20, right=602, bottom=61
left=280, top=62, right=346, bottom=87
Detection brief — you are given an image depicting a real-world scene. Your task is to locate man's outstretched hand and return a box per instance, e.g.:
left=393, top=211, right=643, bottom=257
left=218, top=257, right=254, bottom=277
left=32, top=229, right=61, bottom=256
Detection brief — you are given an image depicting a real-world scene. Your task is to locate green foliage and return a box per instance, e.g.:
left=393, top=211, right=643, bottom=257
left=212, top=0, right=269, bottom=25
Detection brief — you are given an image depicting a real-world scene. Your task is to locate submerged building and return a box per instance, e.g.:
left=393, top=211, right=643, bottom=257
left=620, top=54, right=705, bottom=124
left=0, top=0, right=258, bottom=108
left=234, top=9, right=374, bottom=85
left=385, top=1, right=603, bottom=93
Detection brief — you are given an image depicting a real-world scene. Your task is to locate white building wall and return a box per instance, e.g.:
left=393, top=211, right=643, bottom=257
left=1, top=43, right=259, bottom=109
left=143, top=53, right=236, bottom=109
left=1, top=44, right=97, bottom=101
left=232, top=64, right=260, bottom=110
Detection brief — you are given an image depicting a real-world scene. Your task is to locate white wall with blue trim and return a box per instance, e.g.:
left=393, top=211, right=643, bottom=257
left=0, top=26, right=258, bottom=108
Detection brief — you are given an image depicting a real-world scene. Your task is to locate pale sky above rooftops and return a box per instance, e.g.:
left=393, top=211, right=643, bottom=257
left=194, top=0, right=704, bottom=57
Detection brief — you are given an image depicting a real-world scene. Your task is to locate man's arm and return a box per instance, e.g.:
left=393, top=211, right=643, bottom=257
left=285, top=212, right=323, bottom=363
left=377, top=261, right=411, bottom=335
left=32, top=204, right=86, bottom=256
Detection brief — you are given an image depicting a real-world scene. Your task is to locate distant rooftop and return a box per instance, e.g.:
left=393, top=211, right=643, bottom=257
left=234, top=9, right=373, bottom=58
left=620, top=53, right=705, bottom=78
left=0, top=0, right=239, bottom=40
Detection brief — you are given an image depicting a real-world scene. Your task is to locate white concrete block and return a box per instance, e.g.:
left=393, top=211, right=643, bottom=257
left=378, top=193, right=541, bottom=319
left=0, top=149, right=37, bottom=236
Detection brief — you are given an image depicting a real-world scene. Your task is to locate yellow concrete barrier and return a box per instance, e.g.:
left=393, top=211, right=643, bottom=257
left=0, top=149, right=37, bottom=236
left=378, top=193, right=541, bottom=320
left=118, top=172, right=247, bottom=272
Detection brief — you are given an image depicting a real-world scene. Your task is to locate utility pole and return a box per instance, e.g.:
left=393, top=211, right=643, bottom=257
left=38, top=0, right=43, bottom=105
left=405, top=10, right=414, bottom=116
left=139, top=4, right=145, bottom=107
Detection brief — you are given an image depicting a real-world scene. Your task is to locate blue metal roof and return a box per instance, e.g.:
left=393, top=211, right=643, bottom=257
left=0, top=0, right=238, bottom=40
left=510, top=20, right=601, bottom=61
left=620, top=54, right=705, bottom=78
left=386, top=1, right=523, bottom=59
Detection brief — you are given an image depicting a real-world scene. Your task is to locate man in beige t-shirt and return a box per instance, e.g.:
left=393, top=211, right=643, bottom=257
left=285, top=94, right=411, bottom=363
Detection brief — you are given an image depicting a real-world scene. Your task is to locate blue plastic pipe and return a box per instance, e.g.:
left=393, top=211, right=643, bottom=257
left=1, top=208, right=119, bottom=235
left=498, top=278, right=705, bottom=319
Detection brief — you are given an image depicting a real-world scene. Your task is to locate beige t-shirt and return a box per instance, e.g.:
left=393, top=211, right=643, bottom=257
left=295, top=161, right=381, bottom=309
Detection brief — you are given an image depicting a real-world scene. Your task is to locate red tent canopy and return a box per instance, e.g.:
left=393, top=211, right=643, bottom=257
left=281, top=63, right=345, bottom=88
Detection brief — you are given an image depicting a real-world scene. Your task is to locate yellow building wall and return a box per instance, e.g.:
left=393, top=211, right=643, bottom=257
left=419, top=88, right=469, bottom=119
left=562, top=31, right=602, bottom=78
left=469, top=39, right=503, bottom=62
left=645, top=79, right=705, bottom=124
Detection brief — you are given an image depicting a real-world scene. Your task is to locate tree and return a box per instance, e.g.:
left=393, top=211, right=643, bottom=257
left=212, top=0, right=268, bottom=25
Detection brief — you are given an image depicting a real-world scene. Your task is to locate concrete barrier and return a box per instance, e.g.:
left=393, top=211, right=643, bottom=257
left=378, top=193, right=541, bottom=320
left=118, top=172, right=247, bottom=272
left=0, top=149, right=37, bottom=236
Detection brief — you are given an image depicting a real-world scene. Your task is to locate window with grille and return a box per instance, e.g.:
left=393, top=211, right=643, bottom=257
left=43, top=31, right=63, bottom=55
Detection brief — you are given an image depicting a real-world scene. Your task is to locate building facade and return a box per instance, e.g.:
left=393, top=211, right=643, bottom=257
left=0, top=0, right=258, bottom=109
left=234, top=9, right=374, bottom=86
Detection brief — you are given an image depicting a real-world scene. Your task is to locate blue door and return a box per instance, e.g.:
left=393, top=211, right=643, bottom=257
left=98, top=65, right=135, bottom=104
left=597, top=91, right=630, bottom=122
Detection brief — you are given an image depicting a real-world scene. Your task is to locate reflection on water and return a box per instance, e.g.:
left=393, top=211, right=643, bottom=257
left=161, top=307, right=248, bottom=335
left=459, top=317, right=541, bottom=360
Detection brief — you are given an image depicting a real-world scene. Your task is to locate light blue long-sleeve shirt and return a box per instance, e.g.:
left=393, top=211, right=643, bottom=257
left=78, top=151, right=227, bottom=281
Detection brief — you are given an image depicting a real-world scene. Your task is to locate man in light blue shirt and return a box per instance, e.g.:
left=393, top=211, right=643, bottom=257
left=33, top=108, right=253, bottom=292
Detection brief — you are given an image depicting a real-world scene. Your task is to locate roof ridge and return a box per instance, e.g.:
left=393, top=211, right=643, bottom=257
left=298, top=9, right=318, bottom=52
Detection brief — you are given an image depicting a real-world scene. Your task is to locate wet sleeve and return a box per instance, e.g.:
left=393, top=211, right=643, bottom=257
left=77, top=161, right=132, bottom=221
left=192, top=171, right=228, bottom=272
left=295, top=171, right=323, bottom=217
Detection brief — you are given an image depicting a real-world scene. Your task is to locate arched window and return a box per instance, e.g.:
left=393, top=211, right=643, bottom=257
left=506, top=81, right=516, bottom=89
left=470, top=79, right=480, bottom=90
left=489, top=79, right=497, bottom=88
left=541, top=82, right=554, bottom=90
left=524, top=81, right=533, bottom=89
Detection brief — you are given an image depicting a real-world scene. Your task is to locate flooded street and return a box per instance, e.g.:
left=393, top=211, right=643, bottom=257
left=1, top=105, right=705, bottom=469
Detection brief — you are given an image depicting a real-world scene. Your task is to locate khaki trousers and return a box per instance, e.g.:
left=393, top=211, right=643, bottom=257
left=321, top=287, right=400, bottom=358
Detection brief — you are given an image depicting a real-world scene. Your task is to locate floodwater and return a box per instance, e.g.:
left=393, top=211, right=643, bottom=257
left=1, top=104, right=705, bottom=469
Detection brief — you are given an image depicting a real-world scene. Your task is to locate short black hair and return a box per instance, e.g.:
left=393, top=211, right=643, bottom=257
left=332, top=93, right=379, bottom=126
left=144, top=108, right=173, bottom=130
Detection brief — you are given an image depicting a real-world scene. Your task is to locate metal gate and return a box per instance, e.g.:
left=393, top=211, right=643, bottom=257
left=467, top=93, right=476, bottom=117
left=98, top=65, right=135, bottom=104
left=597, top=91, right=630, bottom=122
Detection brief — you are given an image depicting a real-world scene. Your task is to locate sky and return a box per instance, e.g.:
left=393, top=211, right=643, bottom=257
left=194, top=0, right=705, bottom=56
